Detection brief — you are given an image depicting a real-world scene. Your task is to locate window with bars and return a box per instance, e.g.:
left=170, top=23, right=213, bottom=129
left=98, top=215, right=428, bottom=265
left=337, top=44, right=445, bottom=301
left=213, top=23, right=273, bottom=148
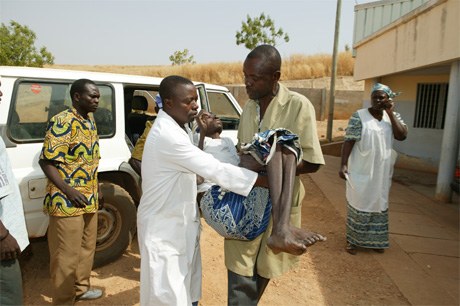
left=414, top=83, right=449, bottom=129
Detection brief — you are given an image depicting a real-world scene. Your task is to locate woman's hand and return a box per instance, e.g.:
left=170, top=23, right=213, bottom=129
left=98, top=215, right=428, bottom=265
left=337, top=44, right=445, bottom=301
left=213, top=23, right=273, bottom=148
left=383, top=100, right=395, bottom=113
left=338, top=164, right=349, bottom=180
left=385, top=103, right=408, bottom=141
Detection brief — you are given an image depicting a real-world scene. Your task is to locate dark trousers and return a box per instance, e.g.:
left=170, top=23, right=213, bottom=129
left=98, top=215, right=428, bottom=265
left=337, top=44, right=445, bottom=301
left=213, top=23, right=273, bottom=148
left=0, top=259, right=23, bottom=306
left=227, top=269, right=270, bottom=306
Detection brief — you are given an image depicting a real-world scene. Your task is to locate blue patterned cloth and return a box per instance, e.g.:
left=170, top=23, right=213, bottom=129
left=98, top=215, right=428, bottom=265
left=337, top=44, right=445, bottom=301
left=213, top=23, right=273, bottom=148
left=200, top=186, right=272, bottom=240
left=240, top=128, right=302, bottom=165
left=199, top=128, right=301, bottom=241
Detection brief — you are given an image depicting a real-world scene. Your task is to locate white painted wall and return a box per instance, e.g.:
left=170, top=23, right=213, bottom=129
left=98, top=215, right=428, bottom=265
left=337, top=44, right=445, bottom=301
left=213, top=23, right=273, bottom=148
left=362, top=74, right=449, bottom=167
left=393, top=100, right=443, bottom=167
left=354, top=0, right=460, bottom=81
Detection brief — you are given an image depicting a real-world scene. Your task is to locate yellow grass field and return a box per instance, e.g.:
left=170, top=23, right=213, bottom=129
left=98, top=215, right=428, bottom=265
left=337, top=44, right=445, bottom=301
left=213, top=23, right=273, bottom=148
left=48, top=52, right=354, bottom=85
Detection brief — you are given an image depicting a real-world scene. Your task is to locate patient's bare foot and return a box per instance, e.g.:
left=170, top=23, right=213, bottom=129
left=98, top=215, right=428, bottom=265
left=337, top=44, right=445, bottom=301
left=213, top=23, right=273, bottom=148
left=267, top=229, right=307, bottom=255
left=290, top=226, right=326, bottom=246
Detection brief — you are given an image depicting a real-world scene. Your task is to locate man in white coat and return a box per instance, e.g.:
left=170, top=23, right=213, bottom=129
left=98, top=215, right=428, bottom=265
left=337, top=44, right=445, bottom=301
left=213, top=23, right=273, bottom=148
left=137, top=75, right=261, bottom=306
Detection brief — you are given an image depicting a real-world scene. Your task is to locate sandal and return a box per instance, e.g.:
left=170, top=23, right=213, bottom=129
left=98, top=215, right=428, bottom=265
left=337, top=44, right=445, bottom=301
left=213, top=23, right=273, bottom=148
left=346, top=243, right=357, bottom=255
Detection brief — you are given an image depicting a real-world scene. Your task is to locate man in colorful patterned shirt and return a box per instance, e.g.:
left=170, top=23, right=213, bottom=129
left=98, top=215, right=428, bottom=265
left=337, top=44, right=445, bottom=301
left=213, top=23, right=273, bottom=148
left=39, top=78, right=103, bottom=305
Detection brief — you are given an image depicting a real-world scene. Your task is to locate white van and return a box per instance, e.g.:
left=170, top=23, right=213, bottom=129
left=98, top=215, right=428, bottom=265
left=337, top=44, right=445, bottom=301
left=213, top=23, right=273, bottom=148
left=0, top=66, right=242, bottom=267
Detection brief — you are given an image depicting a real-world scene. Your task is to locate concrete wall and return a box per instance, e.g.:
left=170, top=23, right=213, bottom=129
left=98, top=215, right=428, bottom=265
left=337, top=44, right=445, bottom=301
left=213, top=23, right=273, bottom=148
left=329, top=90, right=364, bottom=120
left=363, top=74, right=450, bottom=168
left=353, top=0, right=432, bottom=47
left=226, top=85, right=363, bottom=121
left=354, top=0, right=460, bottom=80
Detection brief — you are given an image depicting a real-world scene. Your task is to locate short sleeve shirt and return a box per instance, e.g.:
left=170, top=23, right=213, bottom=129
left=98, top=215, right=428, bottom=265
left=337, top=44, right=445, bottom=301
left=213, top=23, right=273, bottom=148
left=237, top=84, right=325, bottom=165
left=225, top=83, right=325, bottom=278
left=40, top=108, right=100, bottom=217
left=132, top=120, right=153, bottom=161
left=345, top=111, right=405, bottom=141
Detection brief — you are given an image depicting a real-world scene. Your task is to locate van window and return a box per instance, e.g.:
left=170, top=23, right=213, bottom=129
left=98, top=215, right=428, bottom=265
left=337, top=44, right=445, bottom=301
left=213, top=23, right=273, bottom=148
left=93, top=86, right=115, bottom=136
left=207, top=91, right=240, bottom=130
left=9, top=81, right=115, bottom=142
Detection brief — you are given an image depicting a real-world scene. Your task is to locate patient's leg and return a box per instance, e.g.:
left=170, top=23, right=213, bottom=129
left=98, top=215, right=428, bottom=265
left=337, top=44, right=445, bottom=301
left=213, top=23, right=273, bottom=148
left=266, top=146, right=306, bottom=255
left=266, top=146, right=326, bottom=254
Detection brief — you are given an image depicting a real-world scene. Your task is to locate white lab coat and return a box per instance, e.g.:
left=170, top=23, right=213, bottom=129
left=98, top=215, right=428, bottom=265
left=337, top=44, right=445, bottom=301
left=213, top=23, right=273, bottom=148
left=137, top=110, right=257, bottom=306
left=0, top=138, right=29, bottom=252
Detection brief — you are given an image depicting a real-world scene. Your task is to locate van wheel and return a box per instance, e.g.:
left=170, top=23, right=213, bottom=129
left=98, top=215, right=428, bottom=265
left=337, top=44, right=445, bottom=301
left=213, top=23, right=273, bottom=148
left=93, top=182, right=137, bottom=268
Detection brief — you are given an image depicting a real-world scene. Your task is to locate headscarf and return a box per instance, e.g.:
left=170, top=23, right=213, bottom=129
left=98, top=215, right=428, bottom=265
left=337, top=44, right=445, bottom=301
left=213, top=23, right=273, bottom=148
left=371, top=83, right=400, bottom=100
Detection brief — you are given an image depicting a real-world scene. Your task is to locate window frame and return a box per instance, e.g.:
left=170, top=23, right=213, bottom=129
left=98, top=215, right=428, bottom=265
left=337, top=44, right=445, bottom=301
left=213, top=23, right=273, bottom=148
left=414, top=83, right=449, bottom=129
left=205, top=89, right=241, bottom=131
left=7, top=78, right=116, bottom=143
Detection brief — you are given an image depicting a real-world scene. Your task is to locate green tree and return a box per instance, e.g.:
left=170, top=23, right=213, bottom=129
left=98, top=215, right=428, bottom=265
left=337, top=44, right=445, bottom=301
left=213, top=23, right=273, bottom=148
left=0, top=20, right=54, bottom=67
left=169, top=49, right=196, bottom=66
left=235, top=13, right=289, bottom=50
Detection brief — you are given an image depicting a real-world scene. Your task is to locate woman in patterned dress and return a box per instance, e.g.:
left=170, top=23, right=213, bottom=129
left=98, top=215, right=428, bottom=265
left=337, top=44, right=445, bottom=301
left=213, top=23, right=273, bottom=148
left=339, top=83, right=408, bottom=255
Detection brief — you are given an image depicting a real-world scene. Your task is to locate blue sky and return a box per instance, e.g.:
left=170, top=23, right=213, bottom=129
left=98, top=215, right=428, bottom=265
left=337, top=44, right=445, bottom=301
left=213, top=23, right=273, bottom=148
left=0, top=0, right=374, bottom=65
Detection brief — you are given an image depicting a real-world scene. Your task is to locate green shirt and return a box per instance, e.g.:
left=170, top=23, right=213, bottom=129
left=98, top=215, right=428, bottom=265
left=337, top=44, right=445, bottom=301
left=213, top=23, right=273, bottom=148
left=225, top=83, right=325, bottom=278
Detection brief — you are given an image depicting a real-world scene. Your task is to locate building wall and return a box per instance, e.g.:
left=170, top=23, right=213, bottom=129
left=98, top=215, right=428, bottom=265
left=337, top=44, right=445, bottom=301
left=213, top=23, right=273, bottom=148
left=353, top=0, right=432, bottom=46
left=364, top=74, right=450, bottom=167
left=354, top=0, right=460, bottom=80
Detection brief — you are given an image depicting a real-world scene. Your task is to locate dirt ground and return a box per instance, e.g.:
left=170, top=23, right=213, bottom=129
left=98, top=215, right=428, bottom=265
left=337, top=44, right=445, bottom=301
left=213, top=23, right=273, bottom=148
left=19, top=119, right=410, bottom=306
left=20, top=174, right=409, bottom=306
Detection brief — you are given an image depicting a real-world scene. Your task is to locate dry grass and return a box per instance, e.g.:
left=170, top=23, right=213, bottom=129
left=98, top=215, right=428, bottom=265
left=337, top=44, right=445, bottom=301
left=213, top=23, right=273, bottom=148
left=48, top=51, right=354, bottom=85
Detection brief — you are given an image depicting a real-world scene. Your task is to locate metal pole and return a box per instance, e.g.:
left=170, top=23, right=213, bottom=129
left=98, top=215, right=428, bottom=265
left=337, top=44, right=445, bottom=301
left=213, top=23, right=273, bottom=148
left=327, top=0, right=342, bottom=142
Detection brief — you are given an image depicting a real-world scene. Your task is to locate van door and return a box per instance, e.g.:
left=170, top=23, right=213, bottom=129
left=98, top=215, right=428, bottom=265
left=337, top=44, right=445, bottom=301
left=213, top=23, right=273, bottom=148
left=5, top=79, right=115, bottom=238
left=5, top=80, right=74, bottom=238
left=194, top=84, right=241, bottom=143
left=195, top=84, right=210, bottom=112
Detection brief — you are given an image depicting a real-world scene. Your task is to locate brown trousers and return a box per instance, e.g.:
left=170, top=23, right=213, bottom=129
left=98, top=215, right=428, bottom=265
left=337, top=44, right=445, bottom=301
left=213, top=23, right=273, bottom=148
left=47, top=213, right=97, bottom=305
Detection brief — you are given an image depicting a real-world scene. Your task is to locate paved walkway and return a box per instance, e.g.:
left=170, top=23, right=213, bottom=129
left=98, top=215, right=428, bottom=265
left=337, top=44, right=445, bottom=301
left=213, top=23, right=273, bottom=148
left=309, top=155, right=459, bottom=306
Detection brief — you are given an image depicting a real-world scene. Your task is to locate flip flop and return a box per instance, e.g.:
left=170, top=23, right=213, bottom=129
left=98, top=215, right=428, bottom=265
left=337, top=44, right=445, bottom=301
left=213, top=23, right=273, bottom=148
left=346, top=243, right=357, bottom=255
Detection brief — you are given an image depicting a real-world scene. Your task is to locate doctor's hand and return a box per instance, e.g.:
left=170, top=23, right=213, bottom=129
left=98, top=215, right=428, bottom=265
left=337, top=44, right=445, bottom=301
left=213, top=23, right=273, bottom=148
left=0, top=232, right=21, bottom=261
left=196, top=110, right=208, bottom=135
